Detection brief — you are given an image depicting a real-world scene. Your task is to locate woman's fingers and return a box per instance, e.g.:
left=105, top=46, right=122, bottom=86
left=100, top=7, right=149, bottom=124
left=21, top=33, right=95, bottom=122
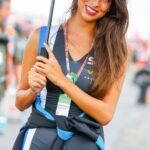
left=30, top=73, right=46, bottom=86
left=36, top=56, right=49, bottom=64
left=29, top=68, right=46, bottom=86
left=36, top=42, right=57, bottom=63
left=44, top=43, right=56, bottom=60
left=29, top=80, right=43, bottom=93
left=32, top=43, right=64, bottom=87
left=30, top=80, right=43, bottom=88
left=34, top=65, right=47, bottom=75
left=35, top=62, right=47, bottom=69
left=30, top=67, right=46, bottom=78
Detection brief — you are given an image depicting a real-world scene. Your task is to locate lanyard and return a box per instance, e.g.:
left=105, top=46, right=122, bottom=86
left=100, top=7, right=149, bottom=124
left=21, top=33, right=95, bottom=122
left=64, top=24, right=92, bottom=80
left=56, top=25, right=93, bottom=117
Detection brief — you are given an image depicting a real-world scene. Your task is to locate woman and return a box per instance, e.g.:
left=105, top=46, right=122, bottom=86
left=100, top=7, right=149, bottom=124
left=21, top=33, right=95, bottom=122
left=13, top=0, right=129, bottom=149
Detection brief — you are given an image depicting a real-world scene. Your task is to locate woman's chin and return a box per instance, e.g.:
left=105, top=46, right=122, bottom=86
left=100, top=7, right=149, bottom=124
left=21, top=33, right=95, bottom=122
left=81, top=14, right=97, bottom=23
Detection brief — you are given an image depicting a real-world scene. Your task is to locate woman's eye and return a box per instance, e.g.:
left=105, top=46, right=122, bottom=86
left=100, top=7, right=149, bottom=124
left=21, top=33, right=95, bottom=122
left=102, top=0, right=110, bottom=3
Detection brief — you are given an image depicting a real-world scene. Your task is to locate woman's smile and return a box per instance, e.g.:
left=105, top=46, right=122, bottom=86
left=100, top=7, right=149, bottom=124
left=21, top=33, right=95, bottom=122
left=78, top=0, right=112, bottom=22
left=85, top=5, right=98, bottom=16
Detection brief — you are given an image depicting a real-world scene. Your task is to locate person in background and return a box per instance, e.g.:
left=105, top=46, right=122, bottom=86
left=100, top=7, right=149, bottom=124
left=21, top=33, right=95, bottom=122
left=133, top=40, right=150, bottom=104
left=0, top=0, right=22, bottom=134
left=14, top=23, right=28, bottom=83
left=0, top=0, right=11, bottom=134
left=13, top=0, right=129, bottom=149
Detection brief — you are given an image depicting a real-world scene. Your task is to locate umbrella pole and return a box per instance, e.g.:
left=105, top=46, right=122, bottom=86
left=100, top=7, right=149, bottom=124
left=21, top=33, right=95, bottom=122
left=40, top=0, right=56, bottom=58
left=45, top=0, right=56, bottom=44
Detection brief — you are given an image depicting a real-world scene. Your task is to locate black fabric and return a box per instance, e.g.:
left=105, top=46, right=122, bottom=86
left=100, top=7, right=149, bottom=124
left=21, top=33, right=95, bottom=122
left=30, top=128, right=99, bottom=150
left=44, top=26, right=94, bottom=116
left=12, top=128, right=28, bottom=150
left=13, top=107, right=104, bottom=150
left=13, top=26, right=104, bottom=150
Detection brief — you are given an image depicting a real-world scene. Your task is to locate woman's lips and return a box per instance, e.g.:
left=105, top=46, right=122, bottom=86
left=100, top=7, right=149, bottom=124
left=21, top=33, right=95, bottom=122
left=85, top=5, right=98, bottom=16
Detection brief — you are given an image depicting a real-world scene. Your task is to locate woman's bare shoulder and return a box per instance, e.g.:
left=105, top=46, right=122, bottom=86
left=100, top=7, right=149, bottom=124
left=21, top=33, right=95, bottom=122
left=19, top=27, right=42, bottom=88
left=26, top=28, right=40, bottom=52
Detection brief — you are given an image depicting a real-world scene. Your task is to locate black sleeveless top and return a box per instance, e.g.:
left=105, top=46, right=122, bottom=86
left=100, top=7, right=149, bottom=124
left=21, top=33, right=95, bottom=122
left=41, top=25, right=95, bottom=116
left=12, top=26, right=105, bottom=150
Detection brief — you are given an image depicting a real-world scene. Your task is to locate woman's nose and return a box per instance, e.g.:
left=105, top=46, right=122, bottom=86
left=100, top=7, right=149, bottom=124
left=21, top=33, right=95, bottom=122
left=90, top=0, right=100, bottom=6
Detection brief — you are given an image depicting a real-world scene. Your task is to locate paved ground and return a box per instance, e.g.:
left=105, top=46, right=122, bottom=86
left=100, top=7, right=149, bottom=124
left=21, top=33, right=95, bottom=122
left=0, top=119, right=21, bottom=150
left=0, top=67, right=150, bottom=150
left=105, top=68, right=150, bottom=150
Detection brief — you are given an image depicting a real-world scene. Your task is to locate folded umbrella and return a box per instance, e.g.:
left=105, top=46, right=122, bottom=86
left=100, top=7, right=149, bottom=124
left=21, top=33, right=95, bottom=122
left=40, top=0, right=56, bottom=58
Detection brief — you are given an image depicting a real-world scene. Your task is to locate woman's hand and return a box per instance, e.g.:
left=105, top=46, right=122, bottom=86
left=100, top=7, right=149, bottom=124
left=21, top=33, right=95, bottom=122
left=28, top=67, right=47, bottom=94
left=34, top=43, right=67, bottom=87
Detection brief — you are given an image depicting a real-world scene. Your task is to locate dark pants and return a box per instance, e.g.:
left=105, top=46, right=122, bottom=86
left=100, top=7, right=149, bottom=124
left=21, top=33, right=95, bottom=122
left=138, top=84, right=149, bottom=104
left=23, top=128, right=99, bottom=150
left=0, top=81, right=6, bottom=102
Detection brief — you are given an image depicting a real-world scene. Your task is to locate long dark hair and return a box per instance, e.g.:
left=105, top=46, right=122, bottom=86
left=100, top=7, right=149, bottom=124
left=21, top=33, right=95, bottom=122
left=70, top=0, right=129, bottom=99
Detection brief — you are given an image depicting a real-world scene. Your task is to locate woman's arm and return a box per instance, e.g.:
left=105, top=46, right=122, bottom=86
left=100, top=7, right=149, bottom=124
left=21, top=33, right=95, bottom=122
left=15, top=29, right=46, bottom=111
left=35, top=43, right=128, bottom=125
left=59, top=70, right=127, bottom=125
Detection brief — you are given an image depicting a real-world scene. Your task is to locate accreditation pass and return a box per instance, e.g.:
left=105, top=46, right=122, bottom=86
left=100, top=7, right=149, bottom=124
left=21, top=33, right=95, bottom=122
left=56, top=93, right=71, bottom=117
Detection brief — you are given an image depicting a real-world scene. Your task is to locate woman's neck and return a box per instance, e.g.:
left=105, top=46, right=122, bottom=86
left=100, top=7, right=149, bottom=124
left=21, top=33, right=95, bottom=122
left=67, top=14, right=96, bottom=39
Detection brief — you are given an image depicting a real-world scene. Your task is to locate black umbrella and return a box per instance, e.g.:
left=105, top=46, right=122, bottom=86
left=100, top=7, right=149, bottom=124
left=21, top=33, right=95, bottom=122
left=40, top=0, right=56, bottom=58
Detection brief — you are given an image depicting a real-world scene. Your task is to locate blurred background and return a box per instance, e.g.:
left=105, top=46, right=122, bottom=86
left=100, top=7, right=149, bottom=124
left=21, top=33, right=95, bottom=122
left=0, top=0, right=150, bottom=149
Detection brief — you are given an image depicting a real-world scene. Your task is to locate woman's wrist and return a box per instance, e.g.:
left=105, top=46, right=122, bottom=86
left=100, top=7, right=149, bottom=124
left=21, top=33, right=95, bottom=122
left=28, top=88, right=38, bottom=97
left=58, top=75, right=72, bottom=89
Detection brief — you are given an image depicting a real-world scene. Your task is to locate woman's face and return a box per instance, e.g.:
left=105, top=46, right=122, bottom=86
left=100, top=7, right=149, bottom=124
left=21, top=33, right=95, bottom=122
left=77, top=0, right=112, bottom=22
